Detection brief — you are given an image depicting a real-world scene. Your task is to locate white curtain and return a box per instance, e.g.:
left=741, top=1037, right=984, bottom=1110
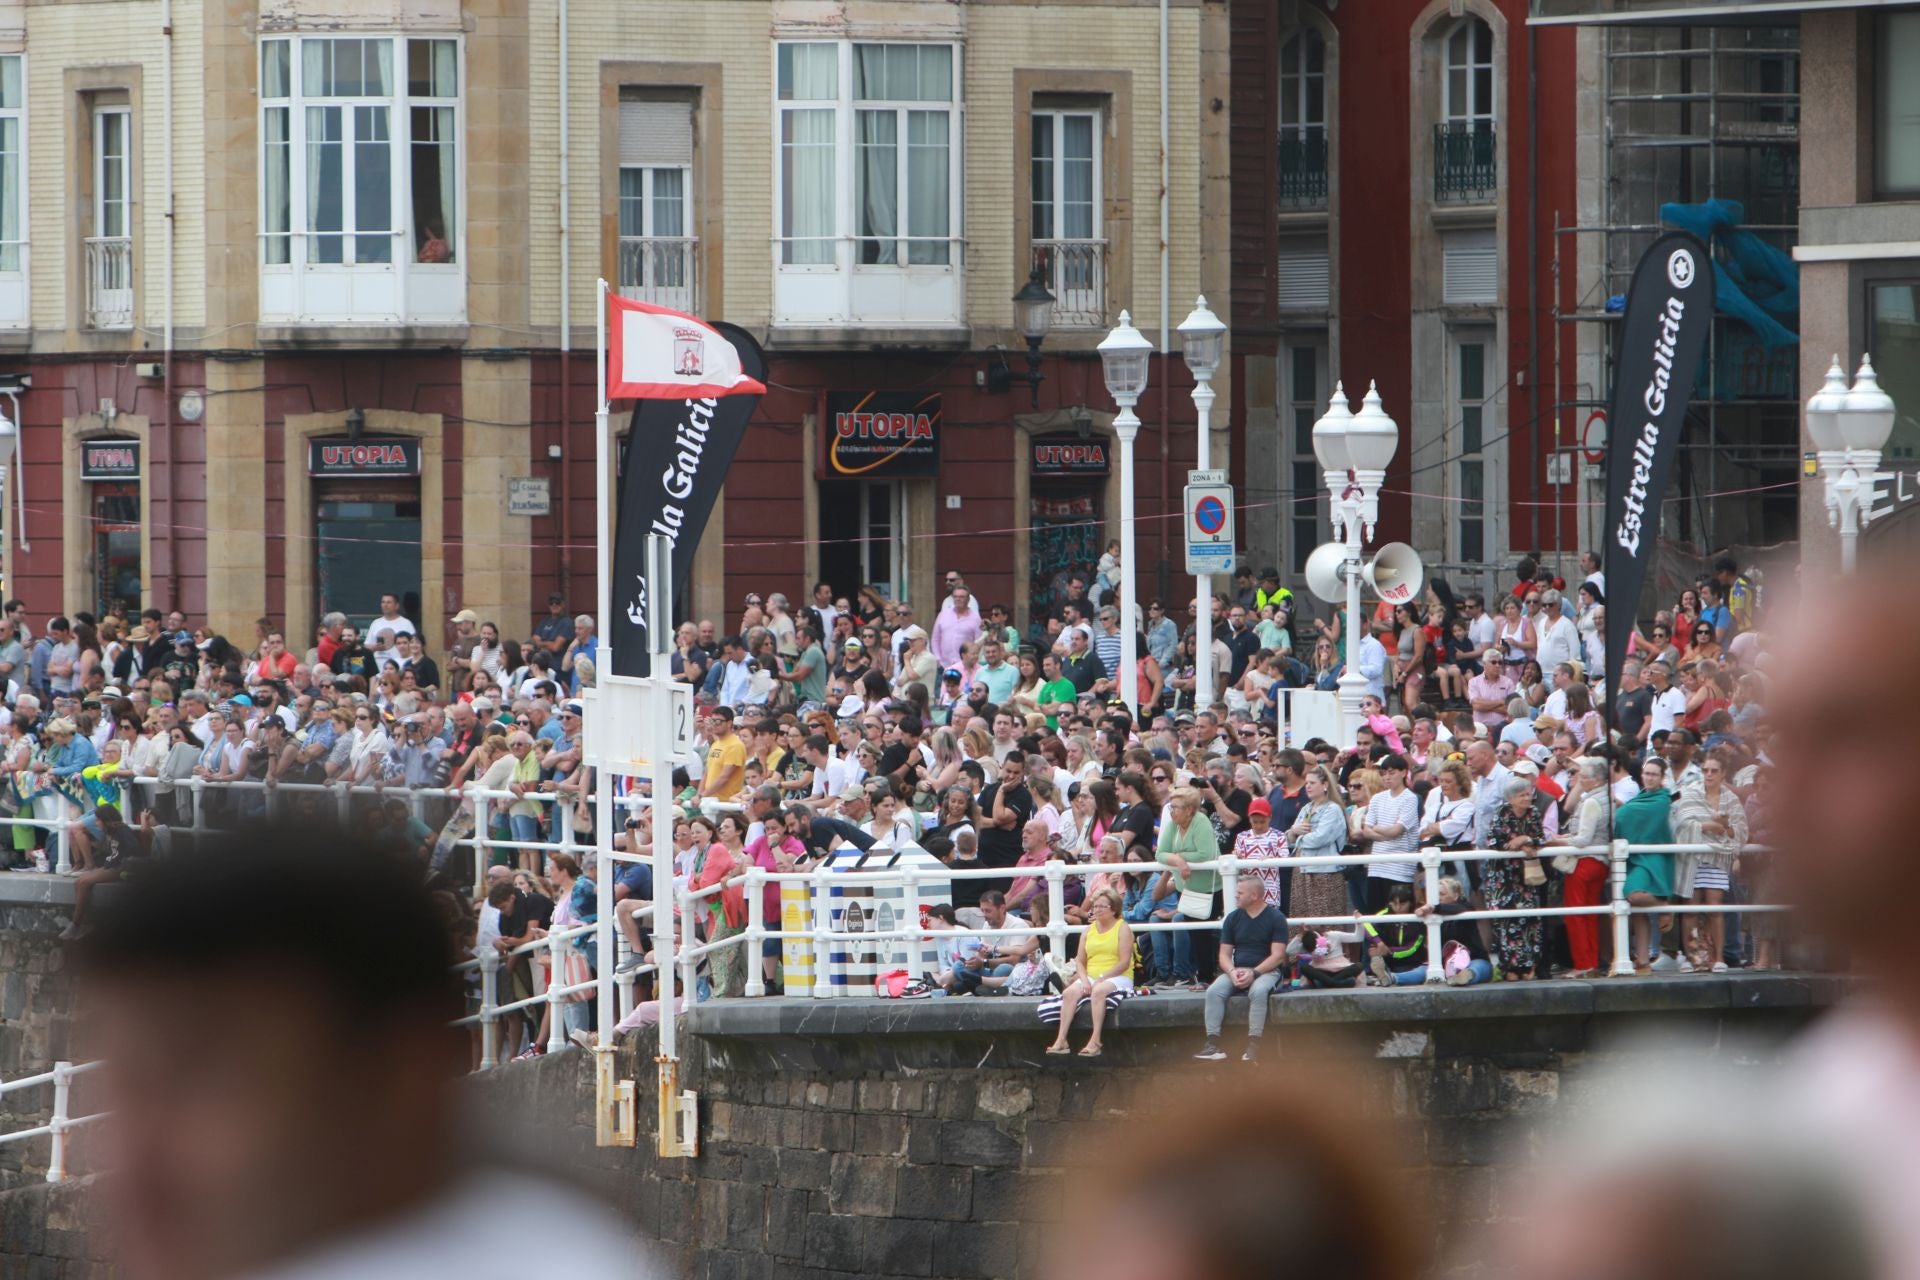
left=0, top=120, right=18, bottom=272
left=856, top=109, right=897, bottom=265
left=1062, top=115, right=1094, bottom=240
left=905, top=110, right=947, bottom=265
left=782, top=109, right=834, bottom=265
left=434, top=107, right=456, bottom=262
left=263, top=109, right=290, bottom=264
left=307, top=106, right=341, bottom=263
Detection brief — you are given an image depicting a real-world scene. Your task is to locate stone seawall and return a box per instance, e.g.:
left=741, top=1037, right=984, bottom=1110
left=0, top=973, right=1851, bottom=1278
left=0, top=878, right=75, bottom=1196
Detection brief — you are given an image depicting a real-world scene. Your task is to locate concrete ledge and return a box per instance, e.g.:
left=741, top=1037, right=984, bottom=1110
left=0, top=874, right=75, bottom=907
left=678, top=973, right=1854, bottom=1072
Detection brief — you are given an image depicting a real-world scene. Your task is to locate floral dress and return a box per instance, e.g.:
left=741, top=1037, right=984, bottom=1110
left=1484, top=802, right=1546, bottom=976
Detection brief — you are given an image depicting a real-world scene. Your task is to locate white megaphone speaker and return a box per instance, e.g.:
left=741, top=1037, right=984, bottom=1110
left=1303, top=542, right=1351, bottom=604
left=1364, top=542, right=1425, bottom=606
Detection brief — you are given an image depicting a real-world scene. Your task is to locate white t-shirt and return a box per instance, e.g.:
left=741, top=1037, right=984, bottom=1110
left=1536, top=614, right=1581, bottom=672
left=364, top=615, right=417, bottom=667
left=1468, top=612, right=1498, bottom=655
left=1648, top=687, right=1687, bottom=736
left=1611, top=777, right=1641, bottom=805
left=243, top=1169, right=657, bottom=1279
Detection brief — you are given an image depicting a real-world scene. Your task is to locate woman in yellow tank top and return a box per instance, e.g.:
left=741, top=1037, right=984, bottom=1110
left=1045, top=888, right=1135, bottom=1058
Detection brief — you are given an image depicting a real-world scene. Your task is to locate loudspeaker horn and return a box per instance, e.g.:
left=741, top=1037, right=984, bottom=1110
left=1303, top=541, right=1350, bottom=604
left=1365, top=542, right=1425, bottom=606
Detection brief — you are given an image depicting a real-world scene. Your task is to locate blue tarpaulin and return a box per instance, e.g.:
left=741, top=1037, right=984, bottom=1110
left=1660, top=199, right=1799, bottom=348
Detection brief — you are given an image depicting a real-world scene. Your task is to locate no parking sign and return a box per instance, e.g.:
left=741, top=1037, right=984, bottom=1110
left=1184, top=470, right=1235, bottom=576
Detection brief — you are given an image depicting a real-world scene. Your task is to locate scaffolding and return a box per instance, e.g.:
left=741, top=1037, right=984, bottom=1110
left=1553, top=21, right=1802, bottom=554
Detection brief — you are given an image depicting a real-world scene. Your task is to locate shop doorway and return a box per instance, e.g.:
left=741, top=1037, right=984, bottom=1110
left=819, top=479, right=905, bottom=603
left=315, top=492, right=423, bottom=629
left=90, top=484, right=141, bottom=617
left=1028, top=484, right=1102, bottom=637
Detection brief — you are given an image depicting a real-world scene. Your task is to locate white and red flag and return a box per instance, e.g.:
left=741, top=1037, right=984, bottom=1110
left=605, top=295, right=767, bottom=400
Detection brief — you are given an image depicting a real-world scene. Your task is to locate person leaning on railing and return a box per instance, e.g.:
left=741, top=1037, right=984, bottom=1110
left=1485, top=776, right=1548, bottom=980
left=1544, top=756, right=1613, bottom=978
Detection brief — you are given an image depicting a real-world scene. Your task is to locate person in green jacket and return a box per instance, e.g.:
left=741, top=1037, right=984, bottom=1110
left=1157, top=786, right=1221, bottom=899
left=1614, top=755, right=1675, bottom=971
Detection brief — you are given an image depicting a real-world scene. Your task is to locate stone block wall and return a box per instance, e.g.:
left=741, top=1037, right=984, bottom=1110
left=0, top=885, right=76, bottom=1195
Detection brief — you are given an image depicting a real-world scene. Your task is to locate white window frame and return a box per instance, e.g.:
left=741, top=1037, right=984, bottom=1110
left=1443, top=18, right=1495, bottom=126
left=773, top=40, right=965, bottom=328
left=1282, top=338, right=1330, bottom=577
left=257, top=34, right=465, bottom=326
left=1030, top=108, right=1101, bottom=243
left=93, top=107, right=132, bottom=242
left=1278, top=29, right=1326, bottom=136
left=0, top=55, right=28, bottom=329
left=1447, top=331, right=1500, bottom=565
left=619, top=165, right=690, bottom=240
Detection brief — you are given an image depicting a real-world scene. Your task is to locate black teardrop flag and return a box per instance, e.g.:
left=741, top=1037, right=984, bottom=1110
left=1603, top=231, right=1715, bottom=711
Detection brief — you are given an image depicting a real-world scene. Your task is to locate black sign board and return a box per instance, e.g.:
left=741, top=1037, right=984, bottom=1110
left=80, top=438, right=141, bottom=481
left=1030, top=432, right=1110, bottom=477
left=307, top=436, right=423, bottom=478
left=820, top=392, right=940, bottom=479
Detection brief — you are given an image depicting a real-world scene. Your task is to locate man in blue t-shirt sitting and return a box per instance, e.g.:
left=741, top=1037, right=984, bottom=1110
left=1194, top=876, right=1289, bottom=1063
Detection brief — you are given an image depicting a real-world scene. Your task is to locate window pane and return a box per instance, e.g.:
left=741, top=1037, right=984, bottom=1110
left=1448, top=69, right=1466, bottom=119
left=0, top=118, right=17, bottom=271
left=618, top=167, right=645, bottom=237
left=1870, top=283, right=1920, bottom=459
left=261, top=42, right=290, bottom=100
left=1474, top=19, right=1493, bottom=61
left=651, top=167, right=685, bottom=237
left=100, top=114, right=128, bottom=238
left=918, top=46, right=953, bottom=101
left=354, top=105, right=392, bottom=263
left=907, top=109, right=949, bottom=264
left=1031, top=115, right=1054, bottom=240
left=778, top=43, right=836, bottom=101
left=1306, top=30, right=1324, bottom=75
left=1306, top=75, right=1324, bottom=126
left=856, top=109, right=898, bottom=264
left=1461, top=405, right=1483, bottom=456
left=303, top=39, right=329, bottom=97
left=1474, top=67, right=1493, bottom=117
left=1459, top=461, right=1484, bottom=561
left=781, top=108, right=835, bottom=264
left=1291, top=344, right=1317, bottom=414
left=409, top=105, right=455, bottom=263
left=307, top=105, right=344, bottom=263
left=1879, top=13, right=1920, bottom=192
left=1459, top=342, right=1484, bottom=400
left=1061, top=115, right=1094, bottom=239
left=264, top=107, right=290, bottom=264
left=409, top=39, right=457, bottom=97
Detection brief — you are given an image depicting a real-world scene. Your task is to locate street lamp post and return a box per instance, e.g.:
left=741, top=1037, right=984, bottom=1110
left=1312, top=380, right=1399, bottom=745
left=1178, top=297, right=1225, bottom=710
left=1099, top=312, right=1152, bottom=721
left=1806, top=354, right=1897, bottom=574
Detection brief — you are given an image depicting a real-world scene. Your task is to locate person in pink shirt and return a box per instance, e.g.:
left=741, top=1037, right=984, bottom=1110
left=745, top=807, right=811, bottom=991
left=931, top=585, right=982, bottom=670
left=1467, top=651, right=1517, bottom=732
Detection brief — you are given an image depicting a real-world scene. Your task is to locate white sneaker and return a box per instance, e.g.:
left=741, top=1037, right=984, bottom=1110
left=1649, top=954, right=1678, bottom=974
left=1710, top=961, right=1728, bottom=973
left=1676, top=957, right=1696, bottom=974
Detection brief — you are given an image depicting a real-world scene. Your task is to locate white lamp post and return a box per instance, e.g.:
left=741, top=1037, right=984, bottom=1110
left=0, top=407, right=15, bottom=597
left=1099, top=311, right=1152, bottom=721
left=1312, top=380, right=1399, bottom=745
left=1808, top=354, right=1897, bottom=574
left=1177, top=296, right=1225, bottom=710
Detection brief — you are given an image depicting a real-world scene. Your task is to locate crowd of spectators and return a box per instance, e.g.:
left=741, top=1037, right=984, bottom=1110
left=14, top=542, right=1774, bottom=1060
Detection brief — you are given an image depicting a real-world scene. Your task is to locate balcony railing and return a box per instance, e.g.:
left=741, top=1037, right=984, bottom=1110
left=1433, top=121, right=1497, bottom=204
left=85, top=236, right=133, bottom=330
left=617, top=236, right=698, bottom=314
left=1031, top=239, right=1107, bottom=328
left=1277, top=127, right=1329, bottom=209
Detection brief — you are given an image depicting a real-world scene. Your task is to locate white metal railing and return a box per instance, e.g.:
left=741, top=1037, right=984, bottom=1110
left=84, top=236, right=134, bottom=330
left=0, top=1060, right=104, bottom=1182
left=1032, top=238, right=1107, bottom=327
left=617, top=236, right=698, bottom=313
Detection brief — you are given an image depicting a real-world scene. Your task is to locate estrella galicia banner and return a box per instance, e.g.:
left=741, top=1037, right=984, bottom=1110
left=611, top=321, right=766, bottom=678
left=819, top=391, right=940, bottom=479
left=1603, top=230, right=1714, bottom=711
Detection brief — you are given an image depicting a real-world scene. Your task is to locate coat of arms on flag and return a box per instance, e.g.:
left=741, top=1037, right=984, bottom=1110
left=673, top=327, right=705, bottom=377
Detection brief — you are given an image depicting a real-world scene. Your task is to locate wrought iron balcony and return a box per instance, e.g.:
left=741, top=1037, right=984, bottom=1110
left=85, top=236, right=133, bottom=330
left=1433, top=122, right=1497, bottom=204
left=1277, top=127, right=1329, bottom=209
left=617, top=236, right=698, bottom=313
left=1030, top=238, right=1108, bottom=328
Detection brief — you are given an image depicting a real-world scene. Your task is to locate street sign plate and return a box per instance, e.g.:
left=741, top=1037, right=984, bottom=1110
left=1188, top=468, right=1227, bottom=485
left=1184, top=476, right=1235, bottom=576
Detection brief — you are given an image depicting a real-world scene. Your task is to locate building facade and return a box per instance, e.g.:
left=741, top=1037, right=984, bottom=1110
left=1229, top=0, right=1580, bottom=584
left=0, top=0, right=1227, bottom=652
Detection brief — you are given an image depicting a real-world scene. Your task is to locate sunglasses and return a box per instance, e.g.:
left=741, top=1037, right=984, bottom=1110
left=355, top=714, right=371, bottom=722
left=515, top=718, right=531, bottom=726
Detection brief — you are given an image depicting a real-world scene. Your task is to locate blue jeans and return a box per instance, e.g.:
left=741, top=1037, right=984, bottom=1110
left=951, top=961, right=1013, bottom=987
left=510, top=812, right=542, bottom=849
left=1150, top=927, right=1192, bottom=980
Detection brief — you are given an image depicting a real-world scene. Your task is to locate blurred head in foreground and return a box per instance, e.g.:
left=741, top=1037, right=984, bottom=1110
left=1471, top=1041, right=1879, bottom=1280
left=1046, top=1072, right=1421, bottom=1280
left=1769, top=578, right=1917, bottom=1007
left=71, top=823, right=467, bottom=1278
left=72, top=821, right=647, bottom=1280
